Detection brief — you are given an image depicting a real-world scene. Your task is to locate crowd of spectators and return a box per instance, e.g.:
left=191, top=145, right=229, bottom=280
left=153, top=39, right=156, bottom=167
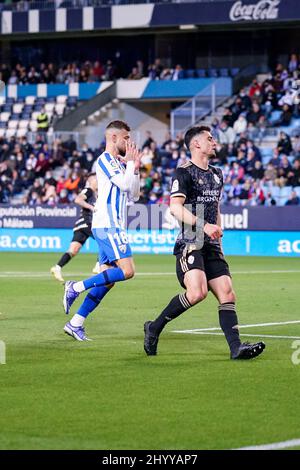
left=1, top=55, right=300, bottom=207
left=1, top=58, right=234, bottom=85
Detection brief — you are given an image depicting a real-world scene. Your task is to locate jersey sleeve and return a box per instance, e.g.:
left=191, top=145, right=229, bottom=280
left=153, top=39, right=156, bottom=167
left=98, top=153, right=121, bottom=179
left=170, top=168, right=191, bottom=199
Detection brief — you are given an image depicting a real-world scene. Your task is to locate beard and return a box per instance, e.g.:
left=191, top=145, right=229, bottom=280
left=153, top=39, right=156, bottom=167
left=118, top=146, right=126, bottom=157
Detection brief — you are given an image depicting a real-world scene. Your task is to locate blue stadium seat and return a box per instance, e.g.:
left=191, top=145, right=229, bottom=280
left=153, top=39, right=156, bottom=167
left=269, top=110, right=282, bottom=124
left=219, top=68, right=229, bottom=77
left=230, top=67, right=240, bottom=77
left=185, top=69, right=195, bottom=79
left=208, top=68, right=218, bottom=78
left=196, top=69, right=206, bottom=78
left=294, top=186, right=300, bottom=198
left=279, top=186, right=293, bottom=206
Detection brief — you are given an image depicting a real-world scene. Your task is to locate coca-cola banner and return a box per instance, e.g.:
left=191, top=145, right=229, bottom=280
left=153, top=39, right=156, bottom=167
left=0, top=204, right=299, bottom=231
left=151, top=0, right=300, bottom=27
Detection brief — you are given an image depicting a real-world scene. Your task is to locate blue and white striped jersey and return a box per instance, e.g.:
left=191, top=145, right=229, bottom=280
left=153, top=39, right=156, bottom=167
left=92, top=151, right=140, bottom=229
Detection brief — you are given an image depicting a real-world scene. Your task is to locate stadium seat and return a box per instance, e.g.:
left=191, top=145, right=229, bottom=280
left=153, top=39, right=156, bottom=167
left=0, top=128, right=5, bottom=138
left=208, top=68, right=218, bottom=78
left=25, top=96, right=36, bottom=105
left=294, top=186, right=300, bottom=198
left=279, top=186, right=293, bottom=206
left=29, top=120, right=38, bottom=132
left=6, top=97, right=15, bottom=105
left=55, top=103, right=66, bottom=116
left=6, top=128, right=17, bottom=139
left=16, top=128, right=28, bottom=138
left=0, top=112, right=10, bottom=122
left=56, top=95, right=67, bottom=104
left=13, top=103, right=24, bottom=114
left=219, top=68, right=229, bottom=77
left=8, top=120, right=19, bottom=130
left=269, top=110, right=282, bottom=124
left=45, top=103, right=55, bottom=113
left=19, top=120, right=29, bottom=130
left=185, top=69, right=195, bottom=79
left=230, top=67, right=240, bottom=76
left=0, top=122, right=7, bottom=128
left=196, top=69, right=206, bottom=78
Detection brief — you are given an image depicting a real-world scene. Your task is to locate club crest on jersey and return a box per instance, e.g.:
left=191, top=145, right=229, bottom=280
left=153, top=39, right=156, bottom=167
left=213, top=173, right=221, bottom=185
left=188, top=255, right=194, bottom=264
left=198, top=178, right=204, bottom=185
left=171, top=179, right=179, bottom=193
left=119, top=244, right=127, bottom=254
left=110, top=159, right=119, bottom=171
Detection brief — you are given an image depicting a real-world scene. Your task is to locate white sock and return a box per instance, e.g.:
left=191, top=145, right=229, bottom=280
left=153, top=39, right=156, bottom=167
left=56, top=265, right=61, bottom=270
left=70, top=314, right=85, bottom=327
left=73, top=281, right=85, bottom=293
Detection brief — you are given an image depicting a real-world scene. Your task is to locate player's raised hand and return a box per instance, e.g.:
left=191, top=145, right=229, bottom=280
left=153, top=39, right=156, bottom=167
left=124, top=139, right=136, bottom=162
left=134, top=148, right=142, bottom=173
left=204, top=223, right=223, bottom=240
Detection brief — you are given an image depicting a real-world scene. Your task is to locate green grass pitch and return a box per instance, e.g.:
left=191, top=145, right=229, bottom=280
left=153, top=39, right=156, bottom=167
left=0, top=252, right=300, bottom=450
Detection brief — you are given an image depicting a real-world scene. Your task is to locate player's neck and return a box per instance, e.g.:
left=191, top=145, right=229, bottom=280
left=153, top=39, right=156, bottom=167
left=105, top=144, right=118, bottom=158
left=191, top=154, right=209, bottom=170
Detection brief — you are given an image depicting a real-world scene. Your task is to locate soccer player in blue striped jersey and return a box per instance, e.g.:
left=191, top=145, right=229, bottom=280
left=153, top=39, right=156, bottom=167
left=63, top=120, right=141, bottom=341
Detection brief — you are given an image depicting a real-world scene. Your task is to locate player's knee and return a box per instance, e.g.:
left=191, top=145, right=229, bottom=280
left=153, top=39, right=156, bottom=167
left=186, top=289, right=207, bottom=305
left=123, top=267, right=135, bottom=280
left=220, top=288, right=236, bottom=304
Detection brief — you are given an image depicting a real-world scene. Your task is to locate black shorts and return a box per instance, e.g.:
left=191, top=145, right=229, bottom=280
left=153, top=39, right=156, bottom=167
left=176, top=243, right=231, bottom=288
left=71, top=227, right=93, bottom=245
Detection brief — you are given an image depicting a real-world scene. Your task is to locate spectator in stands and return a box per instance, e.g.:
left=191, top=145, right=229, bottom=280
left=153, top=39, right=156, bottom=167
left=37, top=107, right=49, bottom=133
left=171, top=64, right=184, bottom=80
left=142, top=130, right=155, bottom=150
left=285, top=190, right=300, bottom=205
left=127, top=67, right=143, bottom=80
left=277, top=131, right=293, bottom=155
left=233, top=113, right=247, bottom=136
left=42, top=179, right=57, bottom=205
left=249, top=79, right=262, bottom=99
left=273, top=104, right=293, bottom=127
left=264, top=192, right=276, bottom=206
left=218, top=120, right=236, bottom=145
left=287, top=159, right=300, bottom=186
left=246, top=102, right=263, bottom=126
left=288, top=54, right=298, bottom=73
left=264, top=163, right=277, bottom=183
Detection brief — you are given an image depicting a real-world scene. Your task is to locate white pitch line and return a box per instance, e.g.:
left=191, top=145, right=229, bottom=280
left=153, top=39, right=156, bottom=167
left=175, top=320, right=300, bottom=333
left=236, top=438, right=300, bottom=450
left=0, top=269, right=300, bottom=278
left=174, top=331, right=300, bottom=340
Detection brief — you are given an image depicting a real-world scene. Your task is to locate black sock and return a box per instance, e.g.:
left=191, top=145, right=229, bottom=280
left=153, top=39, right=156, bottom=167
left=57, top=253, right=72, bottom=268
left=218, top=303, right=241, bottom=354
left=150, top=294, right=192, bottom=335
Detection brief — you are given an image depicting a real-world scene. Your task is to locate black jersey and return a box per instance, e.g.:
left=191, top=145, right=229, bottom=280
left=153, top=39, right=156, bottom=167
left=170, top=161, right=223, bottom=254
left=73, top=187, right=96, bottom=232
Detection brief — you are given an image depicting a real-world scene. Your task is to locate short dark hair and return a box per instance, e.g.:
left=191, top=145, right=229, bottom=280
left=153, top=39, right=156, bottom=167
left=106, top=120, right=130, bottom=132
left=184, top=125, right=211, bottom=150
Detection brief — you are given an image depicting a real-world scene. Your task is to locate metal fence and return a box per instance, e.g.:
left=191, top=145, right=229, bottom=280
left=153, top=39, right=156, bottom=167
left=170, top=82, right=225, bottom=137
left=27, top=130, right=86, bottom=147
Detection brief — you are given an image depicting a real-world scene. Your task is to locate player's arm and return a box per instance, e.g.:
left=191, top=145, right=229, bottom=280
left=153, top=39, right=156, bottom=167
left=111, top=141, right=141, bottom=199
left=170, top=196, right=197, bottom=226
left=74, top=189, right=94, bottom=212
left=170, top=168, right=222, bottom=240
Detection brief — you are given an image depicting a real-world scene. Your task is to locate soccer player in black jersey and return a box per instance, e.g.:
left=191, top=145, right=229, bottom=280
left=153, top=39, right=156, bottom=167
left=144, top=126, right=265, bottom=360
left=51, top=173, right=99, bottom=282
